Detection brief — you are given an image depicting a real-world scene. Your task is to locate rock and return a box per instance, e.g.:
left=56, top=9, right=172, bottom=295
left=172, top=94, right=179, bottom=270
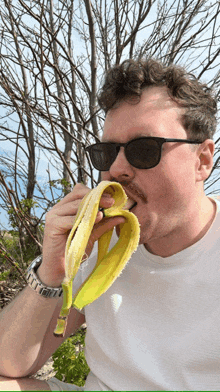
left=31, top=357, right=56, bottom=381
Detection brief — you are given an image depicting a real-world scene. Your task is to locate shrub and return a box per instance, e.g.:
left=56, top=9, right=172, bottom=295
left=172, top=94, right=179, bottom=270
left=52, top=327, right=90, bottom=387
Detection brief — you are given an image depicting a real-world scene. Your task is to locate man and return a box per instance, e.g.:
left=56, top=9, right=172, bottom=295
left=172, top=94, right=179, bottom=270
left=0, top=58, right=219, bottom=391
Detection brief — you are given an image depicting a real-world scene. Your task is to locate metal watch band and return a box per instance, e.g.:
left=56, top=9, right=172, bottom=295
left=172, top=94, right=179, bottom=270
left=26, top=255, right=63, bottom=298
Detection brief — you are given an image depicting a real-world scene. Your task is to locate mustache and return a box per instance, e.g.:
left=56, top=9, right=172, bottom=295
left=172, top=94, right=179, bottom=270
left=110, top=178, right=147, bottom=203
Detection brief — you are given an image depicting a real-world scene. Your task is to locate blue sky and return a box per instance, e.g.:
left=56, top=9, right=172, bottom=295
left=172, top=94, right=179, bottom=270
left=0, top=0, right=219, bottom=229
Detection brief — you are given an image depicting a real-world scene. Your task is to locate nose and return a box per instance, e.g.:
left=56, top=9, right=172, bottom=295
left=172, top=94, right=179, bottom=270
left=107, top=147, right=135, bottom=180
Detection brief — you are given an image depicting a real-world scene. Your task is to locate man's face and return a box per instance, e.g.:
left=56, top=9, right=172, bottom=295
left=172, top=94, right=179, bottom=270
left=101, top=86, right=203, bottom=253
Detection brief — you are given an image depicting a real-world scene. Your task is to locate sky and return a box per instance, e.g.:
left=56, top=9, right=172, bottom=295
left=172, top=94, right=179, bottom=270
left=0, top=0, right=219, bottom=229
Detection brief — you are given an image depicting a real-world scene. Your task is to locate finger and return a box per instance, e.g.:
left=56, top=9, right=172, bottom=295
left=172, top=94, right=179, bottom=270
left=52, top=184, right=90, bottom=208
left=85, top=215, right=126, bottom=256
left=51, top=192, right=114, bottom=221
left=93, top=215, right=126, bottom=242
left=99, top=193, right=115, bottom=209
left=44, top=215, right=77, bottom=237
left=51, top=199, right=83, bottom=217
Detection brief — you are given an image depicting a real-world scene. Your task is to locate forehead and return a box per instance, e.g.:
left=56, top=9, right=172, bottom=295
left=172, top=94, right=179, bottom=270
left=103, top=86, right=185, bottom=141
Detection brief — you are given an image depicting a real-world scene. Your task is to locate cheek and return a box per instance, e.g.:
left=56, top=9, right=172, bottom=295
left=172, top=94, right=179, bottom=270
left=151, top=163, right=196, bottom=213
left=159, top=147, right=196, bottom=191
left=101, top=172, right=109, bottom=181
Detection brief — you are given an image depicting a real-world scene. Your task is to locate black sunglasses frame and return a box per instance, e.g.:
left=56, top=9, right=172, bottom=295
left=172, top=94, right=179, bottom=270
left=85, top=137, right=202, bottom=171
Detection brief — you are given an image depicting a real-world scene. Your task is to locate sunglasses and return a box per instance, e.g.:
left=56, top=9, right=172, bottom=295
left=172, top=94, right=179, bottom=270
left=85, top=137, right=202, bottom=171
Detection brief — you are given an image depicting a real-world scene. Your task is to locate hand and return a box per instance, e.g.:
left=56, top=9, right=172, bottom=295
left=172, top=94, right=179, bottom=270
left=38, top=183, right=126, bottom=287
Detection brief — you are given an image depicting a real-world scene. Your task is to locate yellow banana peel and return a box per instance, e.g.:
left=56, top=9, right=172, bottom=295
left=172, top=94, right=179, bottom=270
left=54, top=181, right=140, bottom=337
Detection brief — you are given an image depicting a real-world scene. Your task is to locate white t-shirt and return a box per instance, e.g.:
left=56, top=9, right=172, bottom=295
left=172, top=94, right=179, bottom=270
left=72, top=195, right=220, bottom=391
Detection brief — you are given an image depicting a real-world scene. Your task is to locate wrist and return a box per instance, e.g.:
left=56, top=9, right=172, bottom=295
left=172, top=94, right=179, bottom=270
left=26, top=256, right=63, bottom=298
left=37, top=263, right=65, bottom=288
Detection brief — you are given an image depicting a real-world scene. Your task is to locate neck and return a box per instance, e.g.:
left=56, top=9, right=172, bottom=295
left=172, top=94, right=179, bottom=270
left=144, top=195, right=216, bottom=258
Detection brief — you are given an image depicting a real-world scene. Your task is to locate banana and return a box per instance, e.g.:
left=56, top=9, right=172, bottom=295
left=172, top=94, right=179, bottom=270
left=53, top=181, right=140, bottom=337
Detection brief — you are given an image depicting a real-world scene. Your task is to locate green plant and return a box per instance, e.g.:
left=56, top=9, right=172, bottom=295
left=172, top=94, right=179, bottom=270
left=0, top=196, right=44, bottom=284
left=0, top=270, right=11, bottom=281
left=49, top=178, right=72, bottom=196
left=7, top=199, right=39, bottom=229
left=52, top=327, right=90, bottom=387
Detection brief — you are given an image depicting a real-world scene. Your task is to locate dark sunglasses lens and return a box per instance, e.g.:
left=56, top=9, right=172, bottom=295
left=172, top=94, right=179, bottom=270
left=88, top=144, right=116, bottom=171
left=126, top=138, right=161, bottom=169
left=88, top=138, right=162, bottom=170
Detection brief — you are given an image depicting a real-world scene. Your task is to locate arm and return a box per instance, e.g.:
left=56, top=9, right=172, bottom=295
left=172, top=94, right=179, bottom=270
left=0, top=285, right=85, bottom=378
left=0, top=183, right=122, bottom=378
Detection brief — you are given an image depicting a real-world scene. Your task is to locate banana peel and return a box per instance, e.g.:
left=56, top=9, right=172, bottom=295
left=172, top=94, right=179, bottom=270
left=54, top=181, right=140, bottom=337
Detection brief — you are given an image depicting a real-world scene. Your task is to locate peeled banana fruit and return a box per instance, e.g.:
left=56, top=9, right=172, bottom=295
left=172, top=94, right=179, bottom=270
left=54, top=181, right=140, bottom=337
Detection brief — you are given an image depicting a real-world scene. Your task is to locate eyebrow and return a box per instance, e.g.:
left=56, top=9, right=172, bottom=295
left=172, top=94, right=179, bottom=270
left=101, top=133, right=154, bottom=143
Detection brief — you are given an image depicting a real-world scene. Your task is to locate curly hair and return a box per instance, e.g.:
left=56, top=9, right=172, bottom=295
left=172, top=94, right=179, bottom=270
left=98, top=59, right=217, bottom=141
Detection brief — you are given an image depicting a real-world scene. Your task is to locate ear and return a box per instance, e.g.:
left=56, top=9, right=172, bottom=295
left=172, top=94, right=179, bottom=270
left=195, top=139, right=215, bottom=182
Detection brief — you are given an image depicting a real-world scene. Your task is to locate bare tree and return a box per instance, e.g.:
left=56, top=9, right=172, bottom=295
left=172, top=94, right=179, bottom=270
left=0, top=0, right=219, bottom=280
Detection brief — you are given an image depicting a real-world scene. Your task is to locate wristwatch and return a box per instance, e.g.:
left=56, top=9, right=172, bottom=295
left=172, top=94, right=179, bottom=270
left=26, top=255, right=63, bottom=298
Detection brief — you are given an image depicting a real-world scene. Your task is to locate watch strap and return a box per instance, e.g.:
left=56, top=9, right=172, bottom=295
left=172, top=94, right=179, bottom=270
left=26, top=255, right=63, bottom=298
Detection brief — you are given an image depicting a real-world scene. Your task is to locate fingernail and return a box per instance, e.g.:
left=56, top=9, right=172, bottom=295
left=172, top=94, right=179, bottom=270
left=99, top=208, right=105, bottom=217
